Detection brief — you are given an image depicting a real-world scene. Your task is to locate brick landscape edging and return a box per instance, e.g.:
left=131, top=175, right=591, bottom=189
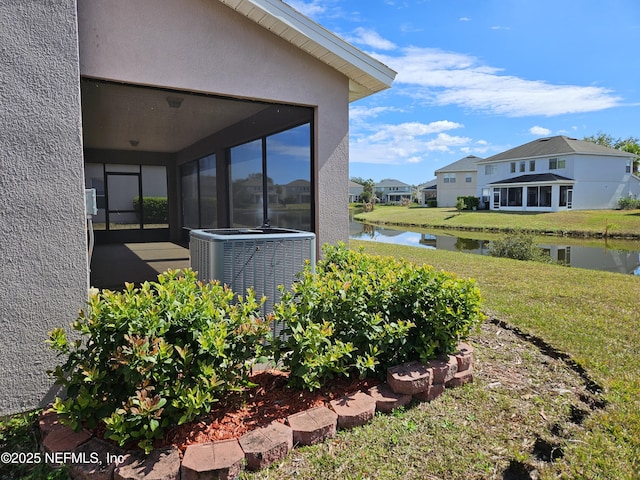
left=39, top=343, right=474, bottom=479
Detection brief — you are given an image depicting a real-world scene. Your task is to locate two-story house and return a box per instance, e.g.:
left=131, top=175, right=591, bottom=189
left=434, top=155, right=483, bottom=207
left=477, top=136, right=640, bottom=211
left=375, top=179, right=413, bottom=204
left=349, top=180, right=364, bottom=203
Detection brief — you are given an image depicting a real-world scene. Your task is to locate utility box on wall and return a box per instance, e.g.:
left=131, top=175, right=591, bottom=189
left=189, top=228, right=316, bottom=337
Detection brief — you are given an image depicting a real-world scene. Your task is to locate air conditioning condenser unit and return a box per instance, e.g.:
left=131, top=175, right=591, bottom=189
left=189, top=228, right=316, bottom=338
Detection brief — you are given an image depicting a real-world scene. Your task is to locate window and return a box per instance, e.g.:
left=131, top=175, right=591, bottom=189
left=508, top=187, right=523, bottom=206
left=465, top=174, right=473, bottom=183
left=510, top=162, right=516, bottom=173
left=199, top=155, right=217, bottom=227
left=485, top=165, right=497, bottom=175
left=539, top=186, right=552, bottom=207
left=529, top=160, right=536, bottom=172
left=181, top=162, right=199, bottom=229
left=527, top=186, right=552, bottom=207
left=519, top=161, right=526, bottom=173
left=527, top=186, right=538, bottom=207
left=181, top=154, right=217, bottom=229
left=443, top=173, right=456, bottom=183
left=499, top=187, right=523, bottom=207
left=230, top=123, right=312, bottom=230
left=627, top=160, right=632, bottom=173
left=549, top=158, right=566, bottom=169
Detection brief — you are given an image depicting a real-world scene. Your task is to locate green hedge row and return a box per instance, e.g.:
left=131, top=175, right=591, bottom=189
left=133, top=196, right=168, bottom=223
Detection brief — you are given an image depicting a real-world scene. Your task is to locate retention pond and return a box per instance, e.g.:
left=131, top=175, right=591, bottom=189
left=349, top=221, right=640, bottom=275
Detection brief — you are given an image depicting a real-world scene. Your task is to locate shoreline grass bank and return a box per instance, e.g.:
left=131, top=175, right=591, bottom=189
left=353, top=205, right=640, bottom=239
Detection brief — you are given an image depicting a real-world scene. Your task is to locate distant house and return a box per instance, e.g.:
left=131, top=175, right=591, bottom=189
left=434, top=155, right=483, bottom=207
left=283, top=179, right=311, bottom=205
left=349, top=180, right=364, bottom=203
left=418, top=179, right=437, bottom=205
left=477, top=136, right=640, bottom=211
left=375, top=179, right=413, bottom=203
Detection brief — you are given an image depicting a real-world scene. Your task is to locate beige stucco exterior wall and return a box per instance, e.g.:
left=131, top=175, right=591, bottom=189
left=0, top=1, right=87, bottom=414
left=436, top=171, right=478, bottom=207
left=78, top=0, right=350, bottom=248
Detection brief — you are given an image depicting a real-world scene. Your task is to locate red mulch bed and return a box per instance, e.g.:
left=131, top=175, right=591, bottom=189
left=158, top=369, right=381, bottom=451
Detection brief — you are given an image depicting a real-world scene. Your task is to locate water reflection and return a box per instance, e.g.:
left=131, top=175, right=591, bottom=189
left=350, top=221, right=640, bottom=275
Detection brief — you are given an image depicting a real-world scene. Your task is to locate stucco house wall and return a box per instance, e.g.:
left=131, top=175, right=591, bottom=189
left=0, top=1, right=87, bottom=414
left=78, top=0, right=350, bottom=248
left=435, top=156, right=482, bottom=208
left=435, top=172, right=477, bottom=207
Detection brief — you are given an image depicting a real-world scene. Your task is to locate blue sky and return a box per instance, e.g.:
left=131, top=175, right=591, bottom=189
left=288, top=0, right=640, bottom=185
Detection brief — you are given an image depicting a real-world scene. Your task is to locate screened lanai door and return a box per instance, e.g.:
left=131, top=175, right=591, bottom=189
left=85, top=163, right=169, bottom=243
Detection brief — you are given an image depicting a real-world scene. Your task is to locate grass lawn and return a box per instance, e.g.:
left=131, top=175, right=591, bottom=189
left=353, top=205, right=640, bottom=238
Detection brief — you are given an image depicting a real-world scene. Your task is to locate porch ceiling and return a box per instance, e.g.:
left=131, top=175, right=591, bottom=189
left=81, top=80, right=270, bottom=152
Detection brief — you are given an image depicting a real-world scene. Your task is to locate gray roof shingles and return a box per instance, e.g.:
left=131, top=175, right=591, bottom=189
left=435, top=155, right=483, bottom=173
left=478, top=136, right=633, bottom=163
left=490, top=173, right=574, bottom=185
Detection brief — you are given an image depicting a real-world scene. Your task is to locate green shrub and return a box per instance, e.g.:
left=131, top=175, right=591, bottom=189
left=456, top=196, right=480, bottom=210
left=273, top=243, right=484, bottom=390
left=426, top=199, right=438, bottom=208
left=133, top=196, right=168, bottom=224
left=48, top=269, right=269, bottom=453
left=487, top=230, right=551, bottom=262
left=618, top=196, right=640, bottom=210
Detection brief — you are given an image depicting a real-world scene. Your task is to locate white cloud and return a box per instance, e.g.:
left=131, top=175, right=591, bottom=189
left=424, top=133, right=471, bottom=152
left=349, top=106, right=401, bottom=122
left=400, top=23, right=423, bottom=33
left=529, top=126, right=552, bottom=136
left=460, top=17, right=471, bottom=22
left=347, top=27, right=397, bottom=51
left=374, top=47, right=623, bottom=117
left=350, top=122, right=471, bottom=165
left=368, top=120, right=463, bottom=142
left=286, top=0, right=327, bottom=18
